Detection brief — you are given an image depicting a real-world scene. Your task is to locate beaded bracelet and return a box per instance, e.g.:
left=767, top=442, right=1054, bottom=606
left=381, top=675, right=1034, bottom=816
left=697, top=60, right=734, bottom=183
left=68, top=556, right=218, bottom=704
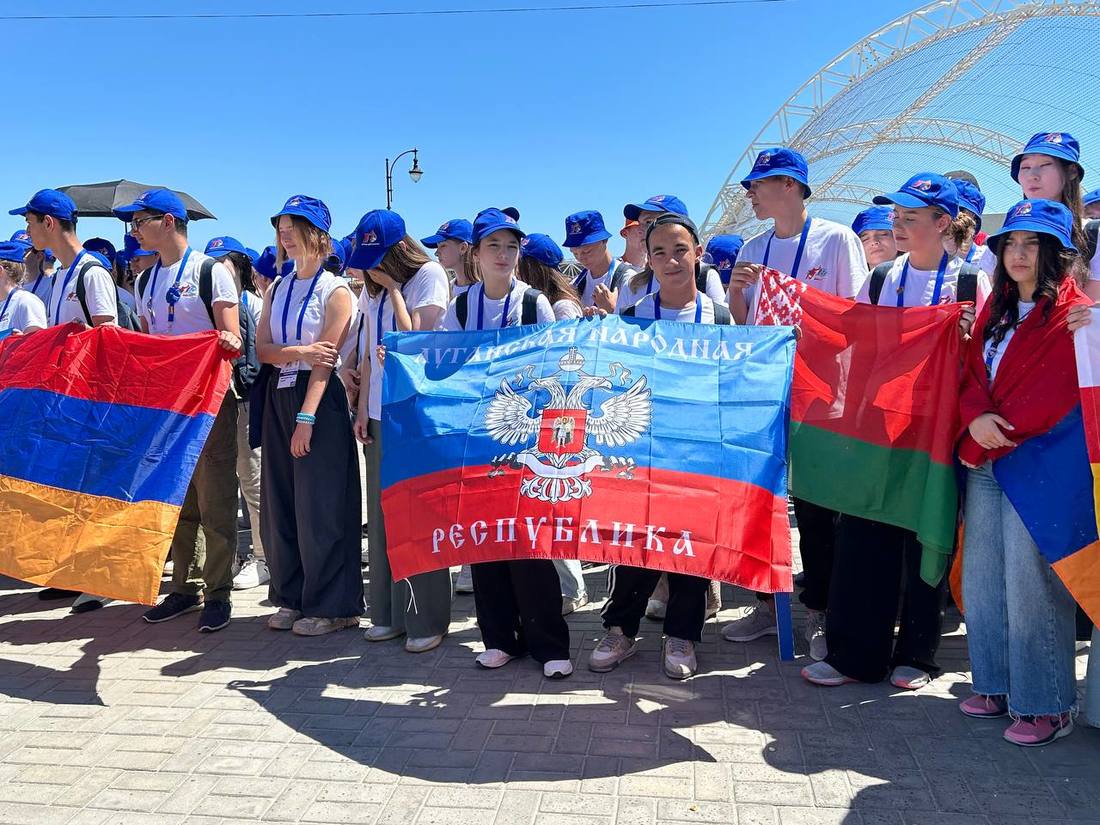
left=295, top=412, right=317, bottom=425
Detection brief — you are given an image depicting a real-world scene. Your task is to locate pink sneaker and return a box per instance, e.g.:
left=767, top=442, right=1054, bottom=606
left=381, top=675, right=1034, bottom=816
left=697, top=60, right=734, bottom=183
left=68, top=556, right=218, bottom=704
left=1003, top=714, right=1073, bottom=747
left=958, top=693, right=1008, bottom=719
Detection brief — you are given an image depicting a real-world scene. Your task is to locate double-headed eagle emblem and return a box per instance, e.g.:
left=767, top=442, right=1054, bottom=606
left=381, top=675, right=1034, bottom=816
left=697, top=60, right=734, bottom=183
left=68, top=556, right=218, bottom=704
left=484, top=347, right=653, bottom=503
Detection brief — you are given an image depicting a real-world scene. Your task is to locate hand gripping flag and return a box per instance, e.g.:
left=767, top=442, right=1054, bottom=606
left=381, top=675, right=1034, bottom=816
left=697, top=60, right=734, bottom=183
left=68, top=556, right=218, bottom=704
left=380, top=315, right=797, bottom=591
left=756, top=268, right=966, bottom=584
left=0, top=324, right=231, bottom=604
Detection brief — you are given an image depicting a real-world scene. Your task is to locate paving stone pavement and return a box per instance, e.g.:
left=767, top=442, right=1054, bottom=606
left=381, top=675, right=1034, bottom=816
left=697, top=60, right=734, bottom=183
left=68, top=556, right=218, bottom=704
left=0, top=534, right=1097, bottom=825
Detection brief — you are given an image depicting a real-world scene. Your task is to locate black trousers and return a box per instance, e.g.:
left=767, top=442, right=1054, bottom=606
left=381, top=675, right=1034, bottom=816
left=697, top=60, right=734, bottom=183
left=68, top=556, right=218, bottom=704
left=602, top=565, right=709, bottom=641
left=261, top=371, right=364, bottom=619
left=471, top=559, right=569, bottom=663
left=757, top=498, right=837, bottom=611
left=825, top=514, right=946, bottom=683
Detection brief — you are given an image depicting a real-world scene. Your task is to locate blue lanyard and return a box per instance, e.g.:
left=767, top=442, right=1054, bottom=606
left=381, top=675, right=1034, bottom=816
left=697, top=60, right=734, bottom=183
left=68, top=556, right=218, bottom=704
left=762, top=216, right=811, bottom=279
left=30, top=269, right=47, bottom=300
left=654, top=292, right=702, bottom=323
left=0, top=288, right=18, bottom=323
left=148, top=248, right=192, bottom=327
left=965, top=245, right=976, bottom=264
left=376, top=290, right=397, bottom=342
left=896, top=252, right=948, bottom=307
left=476, top=279, right=515, bottom=329
left=279, top=268, right=323, bottom=344
left=53, top=251, right=86, bottom=325
left=984, top=304, right=1035, bottom=376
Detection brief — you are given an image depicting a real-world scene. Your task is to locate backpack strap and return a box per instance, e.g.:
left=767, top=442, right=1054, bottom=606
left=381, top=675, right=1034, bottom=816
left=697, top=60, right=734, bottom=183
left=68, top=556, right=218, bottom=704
left=957, top=262, right=980, bottom=305
left=621, top=305, right=636, bottom=318
left=695, top=265, right=709, bottom=294
left=868, top=261, right=893, bottom=306
left=573, top=271, right=588, bottom=298
left=712, top=302, right=732, bottom=326
left=75, top=260, right=101, bottom=325
left=520, top=288, right=542, bottom=326
left=456, top=289, right=469, bottom=328
left=198, top=258, right=217, bottom=328
left=137, top=268, right=153, bottom=304
left=609, top=262, right=634, bottom=292
left=1085, top=219, right=1100, bottom=264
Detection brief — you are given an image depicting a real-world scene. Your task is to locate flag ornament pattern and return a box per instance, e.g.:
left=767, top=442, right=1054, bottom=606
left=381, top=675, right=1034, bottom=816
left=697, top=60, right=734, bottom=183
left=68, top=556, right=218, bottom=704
left=380, top=315, right=797, bottom=592
left=0, top=324, right=231, bottom=604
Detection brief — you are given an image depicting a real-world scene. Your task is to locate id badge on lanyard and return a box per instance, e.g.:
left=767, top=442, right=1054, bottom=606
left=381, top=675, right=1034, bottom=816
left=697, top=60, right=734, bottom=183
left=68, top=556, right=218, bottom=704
left=277, top=270, right=323, bottom=389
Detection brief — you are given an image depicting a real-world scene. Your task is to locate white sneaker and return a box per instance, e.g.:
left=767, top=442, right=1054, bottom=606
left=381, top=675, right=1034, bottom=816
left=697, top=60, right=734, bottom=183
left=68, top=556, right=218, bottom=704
left=455, top=566, right=474, bottom=594
left=562, top=593, right=590, bottom=616
left=364, top=625, right=405, bottom=642
left=805, top=609, right=827, bottom=661
left=890, top=665, right=931, bottom=690
left=543, top=659, right=574, bottom=679
left=801, top=661, right=856, bottom=687
left=162, top=559, right=174, bottom=576
left=70, top=593, right=111, bottom=614
left=405, top=634, right=444, bottom=653
left=476, top=649, right=516, bottom=669
left=588, top=627, right=637, bottom=672
left=663, top=637, right=697, bottom=680
left=645, top=599, right=667, bottom=620
left=232, top=556, right=270, bottom=591
left=721, top=602, right=777, bottom=642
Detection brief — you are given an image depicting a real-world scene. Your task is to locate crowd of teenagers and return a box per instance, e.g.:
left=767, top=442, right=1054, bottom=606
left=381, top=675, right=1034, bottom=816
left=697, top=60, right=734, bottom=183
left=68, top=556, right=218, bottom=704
left=5, top=130, right=1100, bottom=748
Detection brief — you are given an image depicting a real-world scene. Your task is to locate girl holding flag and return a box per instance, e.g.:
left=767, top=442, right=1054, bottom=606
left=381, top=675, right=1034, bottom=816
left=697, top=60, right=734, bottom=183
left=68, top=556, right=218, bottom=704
left=257, top=196, right=363, bottom=637
left=350, top=209, right=452, bottom=655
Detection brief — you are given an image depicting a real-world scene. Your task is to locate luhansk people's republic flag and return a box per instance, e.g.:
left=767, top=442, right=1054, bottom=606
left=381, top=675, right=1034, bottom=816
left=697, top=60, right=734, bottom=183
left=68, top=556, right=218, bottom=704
left=380, top=314, right=796, bottom=591
left=0, top=324, right=232, bottom=604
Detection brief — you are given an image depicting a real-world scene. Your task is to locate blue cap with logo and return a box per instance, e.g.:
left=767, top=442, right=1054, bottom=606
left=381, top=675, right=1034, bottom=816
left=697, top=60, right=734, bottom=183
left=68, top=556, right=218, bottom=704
left=851, top=206, right=895, bottom=236
left=113, top=188, right=188, bottom=222
left=472, top=207, right=525, bottom=245
left=623, top=195, right=688, bottom=221
left=421, top=218, right=473, bottom=248
left=562, top=210, right=611, bottom=248
left=83, top=238, right=116, bottom=265
left=123, top=233, right=157, bottom=259
left=874, top=173, right=959, bottom=217
left=947, top=178, right=987, bottom=228
left=348, top=210, right=406, bottom=270
left=1083, top=188, right=1100, bottom=207
left=9, top=229, right=31, bottom=247
left=204, top=236, right=248, bottom=258
left=740, top=148, right=812, bottom=197
left=270, top=195, right=331, bottom=233
left=520, top=233, right=564, bottom=269
left=703, top=234, right=744, bottom=284
left=1011, top=132, right=1083, bottom=183
left=10, top=188, right=78, bottom=221
left=0, top=241, right=28, bottom=263
left=254, top=245, right=291, bottom=279
left=987, top=199, right=1077, bottom=255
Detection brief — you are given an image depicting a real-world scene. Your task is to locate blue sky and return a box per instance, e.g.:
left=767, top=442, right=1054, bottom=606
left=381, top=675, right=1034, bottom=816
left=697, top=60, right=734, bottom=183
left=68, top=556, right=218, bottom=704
left=2, top=0, right=922, bottom=253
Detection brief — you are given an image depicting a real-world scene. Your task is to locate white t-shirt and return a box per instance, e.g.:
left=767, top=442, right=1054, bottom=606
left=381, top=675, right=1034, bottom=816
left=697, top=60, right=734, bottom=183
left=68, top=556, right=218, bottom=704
left=737, top=217, right=868, bottom=322
left=118, top=288, right=136, bottom=313
left=268, top=271, right=352, bottom=373
left=0, top=288, right=47, bottom=332
left=616, top=266, right=728, bottom=313
left=624, top=291, right=728, bottom=324
left=26, top=270, right=54, bottom=307
left=552, top=298, right=583, bottom=320
left=138, top=250, right=237, bottom=336
left=438, top=278, right=555, bottom=332
left=983, top=301, right=1035, bottom=381
left=453, top=282, right=474, bottom=297
left=856, top=253, right=992, bottom=309
left=48, top=253, right=117, bottom=327
left=575, top=258, right=637, bottom=307
left=241, top=289, right=263, bottom=327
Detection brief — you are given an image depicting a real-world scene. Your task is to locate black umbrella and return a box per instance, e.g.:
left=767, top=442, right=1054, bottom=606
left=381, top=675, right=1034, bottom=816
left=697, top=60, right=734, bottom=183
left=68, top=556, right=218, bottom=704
left=58, top=180, right=216, bottom=221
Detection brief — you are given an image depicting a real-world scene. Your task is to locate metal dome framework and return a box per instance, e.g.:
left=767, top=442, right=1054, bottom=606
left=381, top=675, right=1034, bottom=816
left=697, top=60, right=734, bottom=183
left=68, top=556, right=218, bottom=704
left=702, top=0, right=1100, bottom=239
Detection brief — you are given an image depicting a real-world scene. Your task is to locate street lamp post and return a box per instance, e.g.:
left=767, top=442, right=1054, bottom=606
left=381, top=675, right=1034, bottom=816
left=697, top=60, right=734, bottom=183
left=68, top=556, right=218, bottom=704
left=385, top=148, right=423, bottom=209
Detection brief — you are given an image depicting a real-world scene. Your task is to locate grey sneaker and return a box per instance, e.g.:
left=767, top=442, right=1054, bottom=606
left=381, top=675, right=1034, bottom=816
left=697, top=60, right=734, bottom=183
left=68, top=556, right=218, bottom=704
left=721, top=602, right=777, bottom=642
left=805, top=610, right=827, bottom=661
left=644, top=599, right=667, bottom=620
left=663, top=637, right=697, bottom=680
left=588, top=627, right=637, bottom=672
left=454, top=566, right=474, bottom=594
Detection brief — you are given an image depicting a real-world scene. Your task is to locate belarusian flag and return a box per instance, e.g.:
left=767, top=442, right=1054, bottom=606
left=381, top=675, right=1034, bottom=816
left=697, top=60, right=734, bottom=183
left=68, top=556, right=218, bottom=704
left=756, top=269, right=965, bottom=584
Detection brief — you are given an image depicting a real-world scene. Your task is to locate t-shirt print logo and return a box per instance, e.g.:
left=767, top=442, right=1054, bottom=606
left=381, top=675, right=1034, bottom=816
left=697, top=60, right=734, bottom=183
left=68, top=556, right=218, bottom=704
left=66, top=291, right=79, bottom=303
left=804, top=266, right=824, bottom=282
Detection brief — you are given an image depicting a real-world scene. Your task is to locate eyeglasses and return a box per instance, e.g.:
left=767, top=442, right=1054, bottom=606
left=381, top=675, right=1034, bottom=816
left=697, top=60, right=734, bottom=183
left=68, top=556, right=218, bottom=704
left=130, top=214, right=164, bottom=231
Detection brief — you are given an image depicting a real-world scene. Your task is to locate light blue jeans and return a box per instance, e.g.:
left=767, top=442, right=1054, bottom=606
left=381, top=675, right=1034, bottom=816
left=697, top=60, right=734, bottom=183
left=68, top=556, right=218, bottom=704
left=962, top=463, right=1077, bottom=716
left=554, top=559, right=587, bottom=600
left=1087, top=626, right=1100, bottom=728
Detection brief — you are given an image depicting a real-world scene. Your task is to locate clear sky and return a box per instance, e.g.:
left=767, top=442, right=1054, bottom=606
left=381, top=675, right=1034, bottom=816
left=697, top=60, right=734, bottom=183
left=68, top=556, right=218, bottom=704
left=2, top=0, right=922, bottom=253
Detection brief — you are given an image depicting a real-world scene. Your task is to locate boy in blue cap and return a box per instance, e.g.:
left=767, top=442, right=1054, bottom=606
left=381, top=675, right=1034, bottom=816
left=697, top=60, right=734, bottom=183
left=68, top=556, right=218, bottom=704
left=850, top=206, right=896, bottom=269
left=722, top=148, right=868, bottom=661
left=562, top=209, right=637, bottom=313
left=116, top=188, right=243, bottom=633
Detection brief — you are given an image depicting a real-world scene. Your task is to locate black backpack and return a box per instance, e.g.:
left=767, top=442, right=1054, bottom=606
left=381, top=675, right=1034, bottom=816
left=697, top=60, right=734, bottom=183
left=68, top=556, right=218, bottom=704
left=455, top=287, right=544, bottom=328
left=621, top=298, right=732, bottom=325
left=868, top=259, right=980, bottom=306
left=75, top=260, right=141, bottom=331
left=573, top=261, right=636, bottom=298
left=232, top=296, right=260, bottom=398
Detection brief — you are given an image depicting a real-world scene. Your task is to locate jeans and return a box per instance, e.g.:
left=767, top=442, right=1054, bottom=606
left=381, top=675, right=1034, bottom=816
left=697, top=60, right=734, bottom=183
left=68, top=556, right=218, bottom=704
left=962, top=463, right=1077, bottom=716
left=1087, top=625, right=1100, bottom=728
left=554, top=559, right=587, bottom=600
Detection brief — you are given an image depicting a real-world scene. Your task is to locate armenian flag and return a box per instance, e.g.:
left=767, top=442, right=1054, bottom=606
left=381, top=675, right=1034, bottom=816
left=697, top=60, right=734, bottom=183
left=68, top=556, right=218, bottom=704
left=380, top=315, right=796, bottom=591
left=0, top=324, right=231, bottom=604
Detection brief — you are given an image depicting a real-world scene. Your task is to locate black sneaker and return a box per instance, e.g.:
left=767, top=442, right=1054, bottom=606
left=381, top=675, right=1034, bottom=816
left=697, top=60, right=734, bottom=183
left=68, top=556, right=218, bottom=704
left=38, top=587, right=79, bottom=600
left=143, top=593, right=202, bottom=623
left=198, top=600, right=231, bottom=633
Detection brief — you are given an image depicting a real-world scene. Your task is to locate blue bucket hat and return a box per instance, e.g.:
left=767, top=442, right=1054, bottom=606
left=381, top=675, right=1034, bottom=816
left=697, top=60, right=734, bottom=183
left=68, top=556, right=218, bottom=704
left=874, top=173, right=959, bottom=217
left=348, top=210, right=406, bottom=270
left=254, top=245, right=293, bottom=279
left=623, top=195, right=688, bottom=221
left=986, top=199, right=1077, bottom=255
left=520, top=233, right=564, bottom=269
left=245, top=247, right=260, bottom=264
left=83, top=238, right=116, bottom=265
left=947, top=178, right=987, bottom=229
left=204, top=236, right=248, bottom=258
left=851, top=206, right=895, bottom=236
left=9, top=229, right=31, bottom=246
left=472, top=207, right=525, bottom=245
left=328, top=236, right=351, bottom=272
left=740, top=148, right=812, bottom=197
left=1083, top=188, right=1100, bottom=207
left=421, top=218, right=473, bottom=248
left=270, top=195, right=331, bottom=233
left=704, top=234, right=744, bottom=282
left=1011, top=132, right=1083, bottom=183
left=113, top=188, right=188, bottom=222
left=10, top=188, right=78, bottom=221
left=562, top=210, right=611, bottom=248
left=0, top=241, right=28, bottom=263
